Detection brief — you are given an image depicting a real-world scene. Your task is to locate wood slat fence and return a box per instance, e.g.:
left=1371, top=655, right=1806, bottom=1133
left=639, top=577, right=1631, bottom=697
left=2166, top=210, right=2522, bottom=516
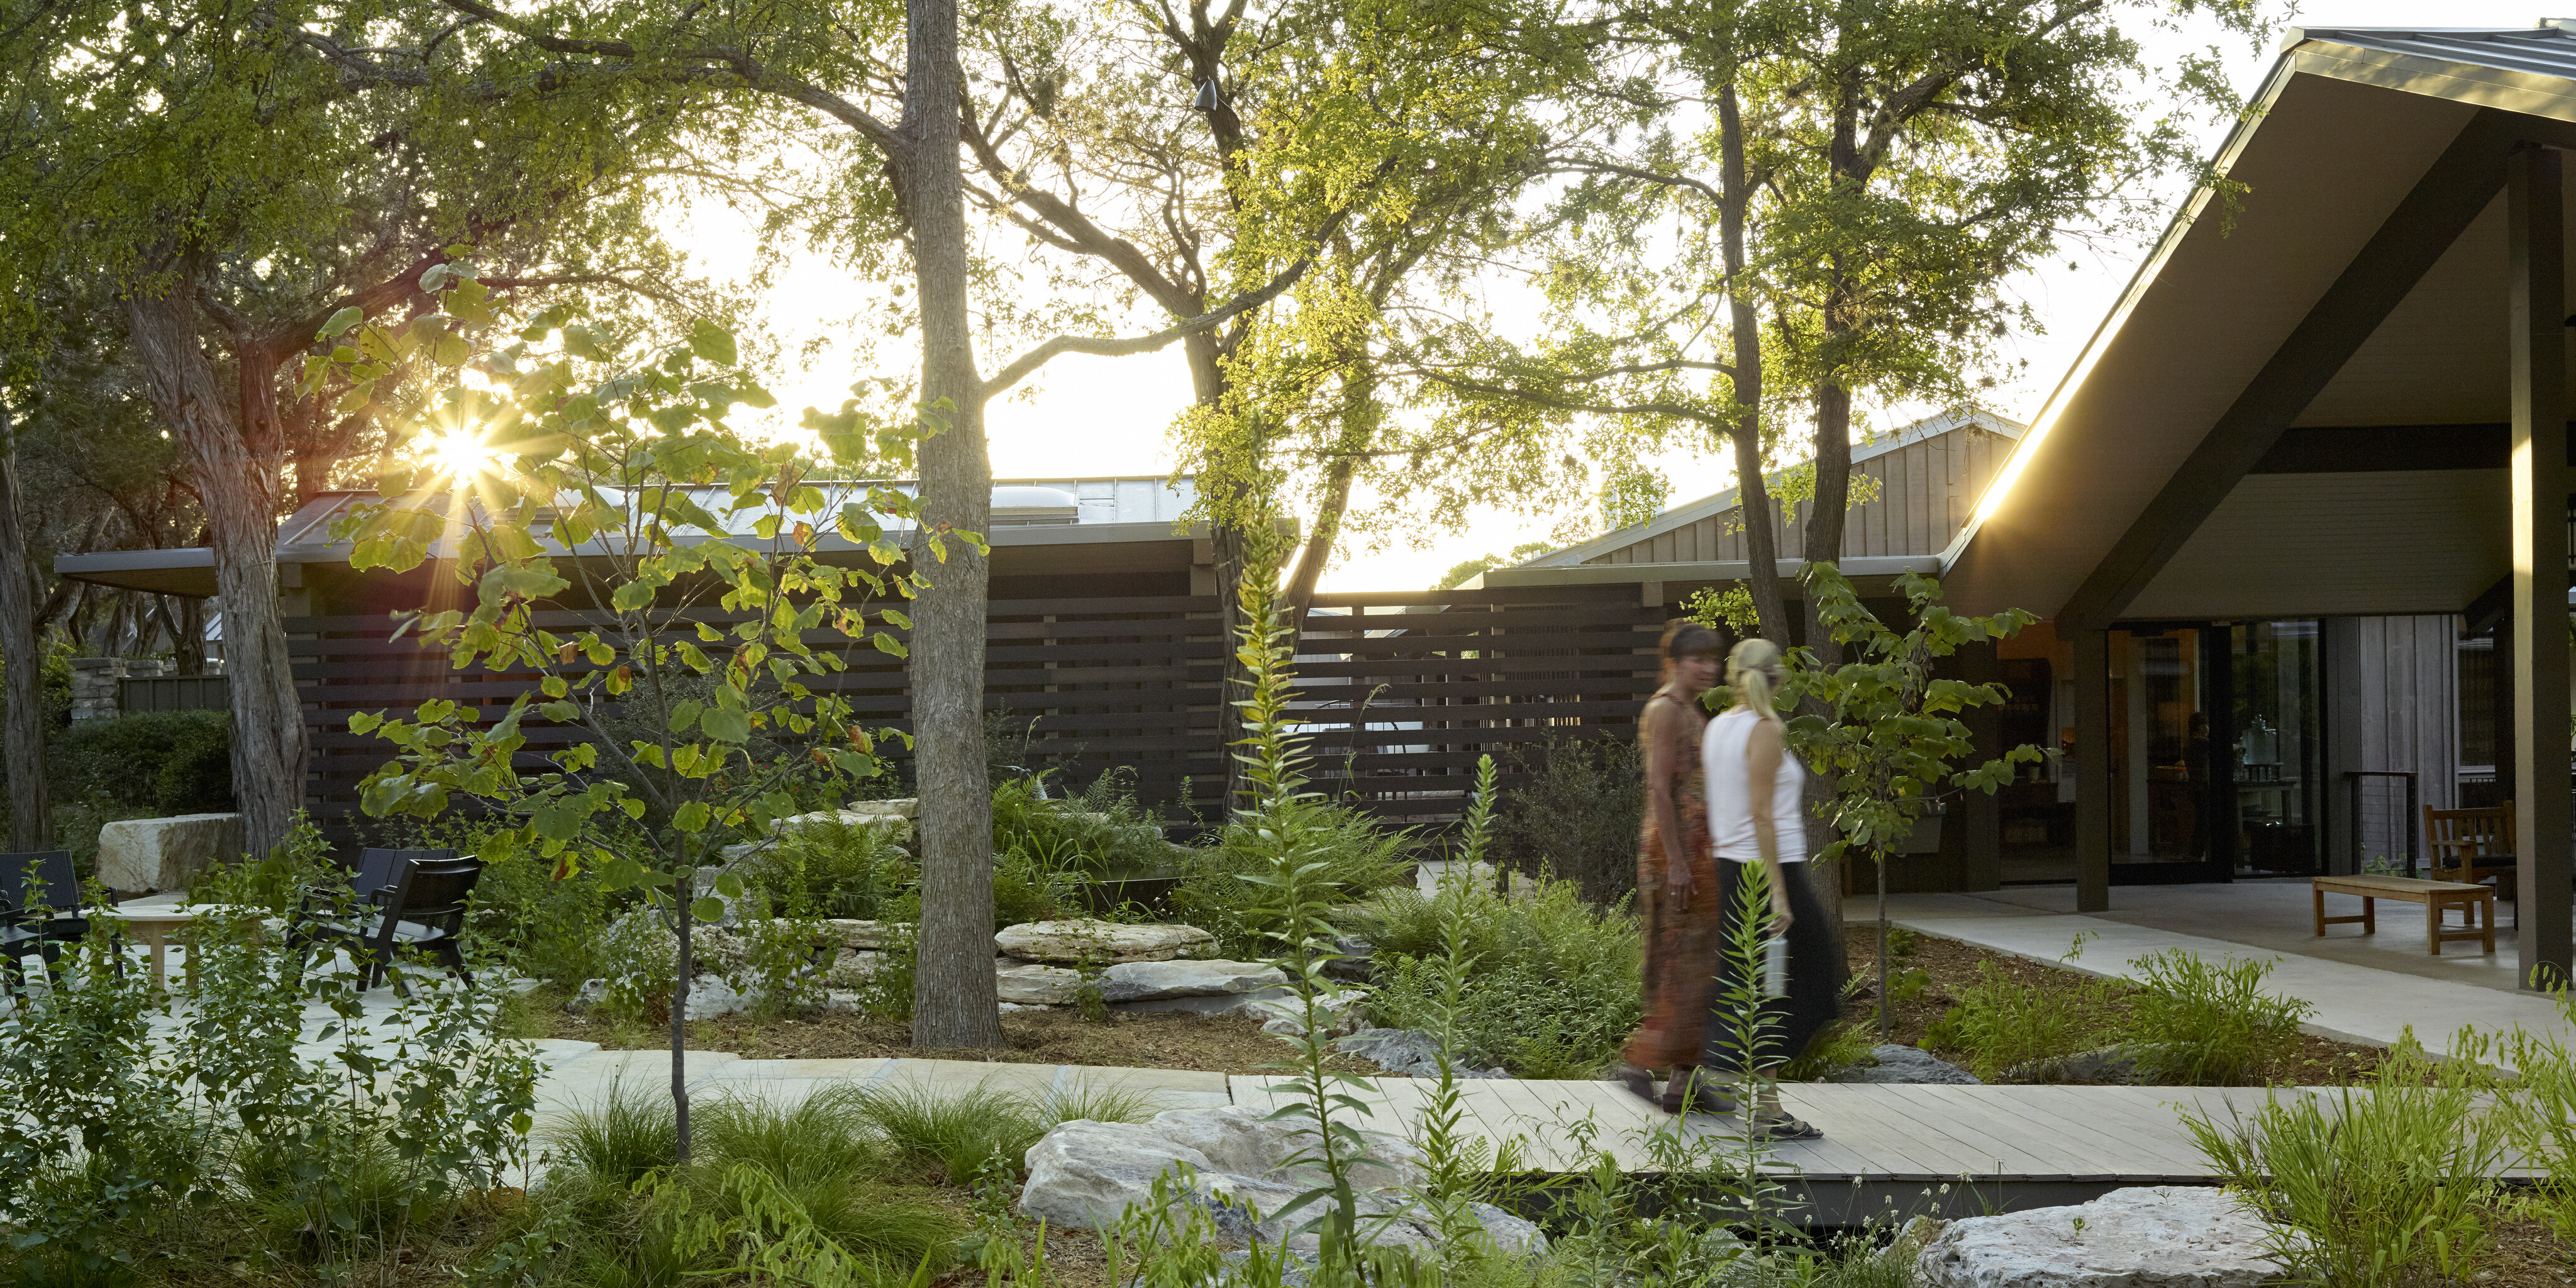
left=289, top=586, right=1667, bottom=835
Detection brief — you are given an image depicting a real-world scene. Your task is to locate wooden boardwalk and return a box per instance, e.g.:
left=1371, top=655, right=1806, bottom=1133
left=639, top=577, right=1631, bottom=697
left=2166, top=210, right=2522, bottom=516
left=1230, top=1077, right=2537, bottom=1223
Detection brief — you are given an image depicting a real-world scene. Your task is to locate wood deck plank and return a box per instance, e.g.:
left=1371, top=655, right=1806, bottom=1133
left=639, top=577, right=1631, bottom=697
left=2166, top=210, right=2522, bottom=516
left=1773, top=1086, right=1979, bottom=1179
left=1863, top=1086, right=2119, bottom=1181
left=1995, top=1087, right=2221, bottom=1177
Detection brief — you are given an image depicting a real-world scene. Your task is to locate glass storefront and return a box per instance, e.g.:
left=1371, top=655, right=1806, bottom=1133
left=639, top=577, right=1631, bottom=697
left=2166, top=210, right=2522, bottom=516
left=1996, top=618, right=2324, bottom=883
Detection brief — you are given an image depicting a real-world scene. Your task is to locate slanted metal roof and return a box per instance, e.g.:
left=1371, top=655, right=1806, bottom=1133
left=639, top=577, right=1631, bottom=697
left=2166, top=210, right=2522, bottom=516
left=1519, top=409, right=2023, bottom=570
left=2287, top=24, right=2576, bottom=80
left=1939, top=22, right=2576, bottom=622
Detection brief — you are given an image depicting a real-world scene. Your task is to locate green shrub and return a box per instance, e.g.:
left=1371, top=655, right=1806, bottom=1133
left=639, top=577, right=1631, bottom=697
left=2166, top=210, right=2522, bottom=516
left=49, top=708, right=233, bottom=816
left=748, top=818, right=914, bottom=919
left=2122, top=949, right=2313, bottom=1085
left=1366, top=877, right=1642, bottom=1078
left=990, top=771, right=1175, bottom=875
left=1175, top=797, right=1416, bottom=956
left=1493, top=732, right=1644, bottom=908
left=1921, top=958, right=2118, bottom=1081
left=2188, top=1039, right=2507, bottom=1288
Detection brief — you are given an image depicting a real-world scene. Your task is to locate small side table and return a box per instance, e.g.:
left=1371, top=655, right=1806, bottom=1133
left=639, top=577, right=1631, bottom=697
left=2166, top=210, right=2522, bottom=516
left=93, top=901, right=260, bottom=989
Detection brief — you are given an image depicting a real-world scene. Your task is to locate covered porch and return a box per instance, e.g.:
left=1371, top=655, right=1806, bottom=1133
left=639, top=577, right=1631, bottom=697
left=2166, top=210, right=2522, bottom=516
left=1943, top=25, right=2576, bottom=985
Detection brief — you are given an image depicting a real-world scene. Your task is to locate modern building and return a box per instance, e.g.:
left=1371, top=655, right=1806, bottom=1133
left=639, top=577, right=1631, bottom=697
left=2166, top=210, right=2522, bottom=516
left=1926, top=22, right=2576, bottom=982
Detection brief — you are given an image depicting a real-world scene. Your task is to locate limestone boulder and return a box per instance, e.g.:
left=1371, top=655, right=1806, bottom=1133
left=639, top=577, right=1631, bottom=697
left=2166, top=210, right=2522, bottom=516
left=679, top=974, right=752, bottom=1021
left=769, top=804, right=915, bottom=843
left=821, top=919, right=904, bottom=950
left=995, top=919, right=1214, bottom=965
left=1333, top=1028, right=1508, bottom=1080
left=997, top=963, right=1085, bottom=1006
left=1018, top=1120, right=1221, bottom=1232
left=1149, top=1106, right=1422, bottom=1192
left=824, top=952, right=882, bottom=989
left=1829, top=1044, right=1981, bottom=1085
left=96, top=813, right=245, bottom=894
left=1019, top=1111, right=1527, bottom=1255
left=1097, top=959, right=1287, bottom=1003
left=1916, top=1186, right=2287, bottom=1288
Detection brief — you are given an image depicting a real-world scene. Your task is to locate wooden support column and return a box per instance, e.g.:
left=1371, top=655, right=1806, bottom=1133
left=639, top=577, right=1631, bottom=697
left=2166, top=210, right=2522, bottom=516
left=1960, top=639, right=2003, bottom=891
left=2074, top=626, right=2112, bottom=913
left=2509, top=143, right=2573, bottom=987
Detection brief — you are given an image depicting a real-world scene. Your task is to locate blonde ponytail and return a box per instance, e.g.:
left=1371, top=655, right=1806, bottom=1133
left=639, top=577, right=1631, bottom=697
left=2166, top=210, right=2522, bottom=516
left=1727, top=637, right=1782, bottom=720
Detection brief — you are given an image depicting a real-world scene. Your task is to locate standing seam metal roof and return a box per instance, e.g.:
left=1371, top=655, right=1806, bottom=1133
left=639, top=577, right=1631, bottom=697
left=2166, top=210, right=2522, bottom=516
left=2287, top=25, right=2576, bottom=79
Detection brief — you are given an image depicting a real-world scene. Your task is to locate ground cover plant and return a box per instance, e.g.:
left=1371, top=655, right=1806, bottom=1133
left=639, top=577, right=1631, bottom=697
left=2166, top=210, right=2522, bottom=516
left=1364, top=875, right=1643, bottom=1080
left=1864, top=928, right=2377, bottom=1085
left=0, top=838, right=539, bottom=1286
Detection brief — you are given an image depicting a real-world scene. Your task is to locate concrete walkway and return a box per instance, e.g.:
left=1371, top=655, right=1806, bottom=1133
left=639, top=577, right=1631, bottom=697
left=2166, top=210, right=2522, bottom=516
left=1874, top=884, right=2576, bottom=1060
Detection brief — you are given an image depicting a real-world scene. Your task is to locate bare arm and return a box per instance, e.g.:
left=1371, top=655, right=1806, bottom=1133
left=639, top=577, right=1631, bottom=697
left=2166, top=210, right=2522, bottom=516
left=1641, top=699, right=1697, bottom=898
left=1743, top=718, right=1794, bottom=933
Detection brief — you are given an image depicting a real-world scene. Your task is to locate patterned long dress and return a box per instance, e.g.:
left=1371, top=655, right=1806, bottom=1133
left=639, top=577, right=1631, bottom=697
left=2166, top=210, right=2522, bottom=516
left=1621, top=692, right=1722, bottom=1072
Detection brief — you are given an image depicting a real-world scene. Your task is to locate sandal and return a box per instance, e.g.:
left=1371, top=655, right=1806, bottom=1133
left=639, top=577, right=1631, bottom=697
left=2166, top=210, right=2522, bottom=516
left=1753, top=1116, right=1823, bottom=1141
left=1614, top=1067, right=1662, bottom=1109
left=1664, top=1070, right=1738, bottom=1115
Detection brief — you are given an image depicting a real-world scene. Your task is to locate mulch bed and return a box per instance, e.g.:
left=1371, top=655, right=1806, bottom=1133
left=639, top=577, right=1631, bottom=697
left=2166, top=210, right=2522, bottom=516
left=535, top=987, right=1368, bottom=1076
left=1836, top=923, right=2392, bottom=1085
left=2482, top=1213, right=2576, bottom=1287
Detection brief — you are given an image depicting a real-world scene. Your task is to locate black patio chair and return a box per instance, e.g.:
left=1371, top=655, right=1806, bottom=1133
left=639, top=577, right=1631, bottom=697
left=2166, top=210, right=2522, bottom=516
left=292, top=853, right=483, bottom=992
left=0, top=850, right=86, bottom=997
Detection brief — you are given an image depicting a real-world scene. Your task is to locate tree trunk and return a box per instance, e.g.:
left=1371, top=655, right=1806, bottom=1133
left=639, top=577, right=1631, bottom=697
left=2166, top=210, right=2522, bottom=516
left=1801, top=375, right=1853, bottom=663
left=670, top=874, right=694, bottom=1163
left=1183, top=330, right=1259, bottom=819
left=125, top=273, right=306, bottom=860
left=0, top=412, right=48, bottom=853
left=903, top=0, right=1002, bottom=1049
left=1717, top=80, right=1790, bottom=648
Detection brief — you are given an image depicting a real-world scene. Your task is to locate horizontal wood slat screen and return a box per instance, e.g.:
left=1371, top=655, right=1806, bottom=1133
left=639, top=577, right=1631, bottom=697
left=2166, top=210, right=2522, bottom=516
left=287, top=586, right=1667, bottom=836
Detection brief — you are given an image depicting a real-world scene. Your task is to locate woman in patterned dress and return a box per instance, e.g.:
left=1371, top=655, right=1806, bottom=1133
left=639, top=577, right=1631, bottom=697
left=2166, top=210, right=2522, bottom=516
left=1614, top=619, right=1729, bottom=1115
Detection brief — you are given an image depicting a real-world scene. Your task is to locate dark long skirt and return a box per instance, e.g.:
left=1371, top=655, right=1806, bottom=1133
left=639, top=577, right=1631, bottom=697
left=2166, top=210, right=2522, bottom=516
left=1699, top=860, right=1844, bottom=1072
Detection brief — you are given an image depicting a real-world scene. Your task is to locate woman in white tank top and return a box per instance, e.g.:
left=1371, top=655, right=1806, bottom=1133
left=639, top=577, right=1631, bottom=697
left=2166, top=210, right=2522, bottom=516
left=1697, top=637, right=1842, bottom=1141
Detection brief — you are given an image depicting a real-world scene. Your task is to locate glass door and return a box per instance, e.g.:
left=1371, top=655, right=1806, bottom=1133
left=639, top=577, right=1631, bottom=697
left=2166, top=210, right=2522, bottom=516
left=2109, top=626, right=2231, bottom=882
left=2230, top=620, right=2323, bottom=875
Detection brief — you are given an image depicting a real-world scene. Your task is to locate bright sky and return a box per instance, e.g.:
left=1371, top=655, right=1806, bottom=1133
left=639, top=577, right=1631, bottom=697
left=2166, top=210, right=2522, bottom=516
left=677, top=3, right=2549, bottom=593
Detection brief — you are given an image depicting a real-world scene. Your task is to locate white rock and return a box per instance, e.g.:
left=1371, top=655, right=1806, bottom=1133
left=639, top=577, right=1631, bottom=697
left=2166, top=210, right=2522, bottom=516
left=995, top=919, right=1215, bottom=965
left=770, top=807, right=914, bottom=841
left=999, top=1002, right=1052, bottom=1013
left=1149, top=1106, right=1421, bottom=1192
left=823, top=989, right=866, bottom=1013
left=824, top=952, right=881, bottom=989
left=96, top=813, right=245, bottom=894
left=1830, top=1044, right=1981, bottom=1085
left=1465, top=1201, right=1548, bottom=1255
left=1916, top=1186, right=2287, bottom=1288
left=997, top=963, right=1085, bottom=1006
left=680, top=974, right=752, bottom=1021
left=1099, top=960, right=1288, bottom=1003
left=1019, top=1120, right=1219, bottom=1231
left=820, top=919, right=904, bottom=950
left=1018, top=1113, right=1476, bottom=1254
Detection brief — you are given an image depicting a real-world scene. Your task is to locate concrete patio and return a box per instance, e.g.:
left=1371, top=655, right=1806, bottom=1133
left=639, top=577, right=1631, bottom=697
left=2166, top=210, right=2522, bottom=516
left=1872, top=881, right=2576, bottom=1060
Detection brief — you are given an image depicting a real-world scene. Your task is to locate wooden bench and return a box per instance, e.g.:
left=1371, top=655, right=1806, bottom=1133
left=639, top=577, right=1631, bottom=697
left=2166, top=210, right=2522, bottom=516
left=2312, top=874, right=2494, bottom=955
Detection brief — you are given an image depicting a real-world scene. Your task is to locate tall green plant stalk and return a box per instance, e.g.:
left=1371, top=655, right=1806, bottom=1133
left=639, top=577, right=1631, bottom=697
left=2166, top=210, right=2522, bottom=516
left=1230, top=570, right=1426, bottom=1285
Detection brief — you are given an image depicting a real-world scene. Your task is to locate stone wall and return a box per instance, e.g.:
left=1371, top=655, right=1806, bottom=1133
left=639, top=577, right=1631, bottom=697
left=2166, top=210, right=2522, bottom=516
left=68, top=657, right=171, bottom=724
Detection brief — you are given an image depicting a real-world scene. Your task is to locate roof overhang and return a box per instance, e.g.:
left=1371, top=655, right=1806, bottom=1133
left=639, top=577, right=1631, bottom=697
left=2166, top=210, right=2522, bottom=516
left=1474, top=555, right=1939, bottom=599
left=1942, top=26, right=2576, bottom=627
left=59, top=518, right=1211, bottom=600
